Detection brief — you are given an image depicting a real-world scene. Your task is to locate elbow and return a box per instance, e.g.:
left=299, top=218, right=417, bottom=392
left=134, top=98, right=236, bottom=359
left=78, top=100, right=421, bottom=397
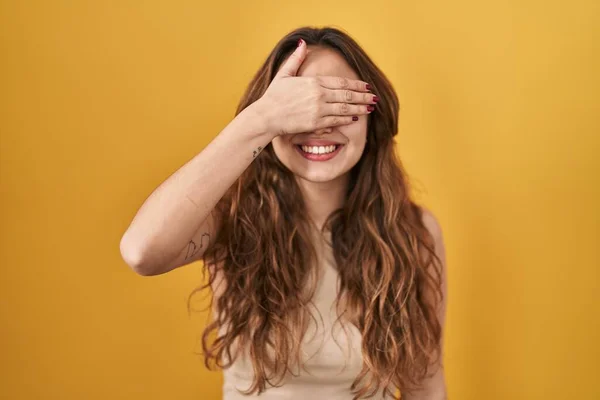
left=119, top=233, right=155, bottom=276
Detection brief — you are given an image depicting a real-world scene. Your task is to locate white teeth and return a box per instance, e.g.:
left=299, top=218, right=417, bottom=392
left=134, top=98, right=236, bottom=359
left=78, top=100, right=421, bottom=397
left=300, top=145, right=338, bottom=154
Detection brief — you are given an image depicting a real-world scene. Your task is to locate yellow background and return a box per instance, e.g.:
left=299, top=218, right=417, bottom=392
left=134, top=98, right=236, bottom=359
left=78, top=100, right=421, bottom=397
left=1, top=1, right=598, bottom=399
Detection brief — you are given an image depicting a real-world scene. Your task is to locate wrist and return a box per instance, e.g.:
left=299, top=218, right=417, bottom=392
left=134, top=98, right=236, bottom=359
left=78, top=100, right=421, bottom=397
left=242, top=98, right=277, bottom=141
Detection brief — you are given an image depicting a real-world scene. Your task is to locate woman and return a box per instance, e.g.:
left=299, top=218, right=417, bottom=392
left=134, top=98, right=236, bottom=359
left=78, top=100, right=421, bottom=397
left=120, top=26, right=448, bottom=400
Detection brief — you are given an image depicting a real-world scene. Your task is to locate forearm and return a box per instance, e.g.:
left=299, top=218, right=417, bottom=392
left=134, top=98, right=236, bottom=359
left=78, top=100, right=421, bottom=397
left=176, top=101, right=273, bottom=220
left=120, top=101, right=274, bottom=268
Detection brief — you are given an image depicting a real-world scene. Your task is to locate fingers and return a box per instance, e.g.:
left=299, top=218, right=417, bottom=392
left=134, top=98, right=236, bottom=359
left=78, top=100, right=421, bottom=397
left=320, top=102, right=375, bottom=117
left=316, top=76, right=371, bottom=93
left=274, top=39, right=307, bottom=79
left=322, top=88, right=379, bottom=105
left=315, top=115, right=359, bottom=129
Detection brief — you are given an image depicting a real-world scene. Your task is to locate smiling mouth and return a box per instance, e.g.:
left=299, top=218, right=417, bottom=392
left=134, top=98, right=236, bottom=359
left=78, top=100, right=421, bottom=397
left=294, top=144, right=344, bottom=161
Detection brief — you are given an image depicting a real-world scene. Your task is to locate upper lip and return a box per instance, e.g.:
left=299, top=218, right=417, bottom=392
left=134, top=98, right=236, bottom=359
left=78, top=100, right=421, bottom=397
left=295, top=139, right=344, bottom=146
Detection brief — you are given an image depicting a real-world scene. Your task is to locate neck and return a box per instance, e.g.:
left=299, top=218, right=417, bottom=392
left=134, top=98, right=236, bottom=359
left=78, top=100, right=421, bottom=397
left=296, top=173, right=349, bottom=231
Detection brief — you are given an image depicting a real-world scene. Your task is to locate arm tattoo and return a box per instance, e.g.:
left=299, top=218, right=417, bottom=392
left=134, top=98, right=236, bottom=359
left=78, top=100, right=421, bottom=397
left=184, top=233, right=210, bottom=260
left=252, top=146, right=263, bottom=159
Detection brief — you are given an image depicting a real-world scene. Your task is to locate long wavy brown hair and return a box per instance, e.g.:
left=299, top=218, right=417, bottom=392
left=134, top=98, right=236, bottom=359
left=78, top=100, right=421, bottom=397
left=188, top=26, right=444, bottom=399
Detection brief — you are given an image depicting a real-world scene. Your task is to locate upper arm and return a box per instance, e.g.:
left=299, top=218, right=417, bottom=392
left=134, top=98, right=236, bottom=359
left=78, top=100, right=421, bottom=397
left=408, top=206, right=448, bottom=398
left=421, top=206, right=448, bottom=331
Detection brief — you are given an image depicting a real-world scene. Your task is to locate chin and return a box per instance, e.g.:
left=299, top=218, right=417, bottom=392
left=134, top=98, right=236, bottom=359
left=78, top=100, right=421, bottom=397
left=293, top=169, right=347, bottom=184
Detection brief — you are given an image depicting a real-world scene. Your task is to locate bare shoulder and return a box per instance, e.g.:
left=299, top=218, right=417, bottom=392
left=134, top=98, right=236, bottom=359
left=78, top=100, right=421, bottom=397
left=420, top=205, right=443, bottom=243
left=419, top=205, right=448, bottom=315
left=418, top=206, right=448, bottom=374
left=418, top=205, right=447, bottom=293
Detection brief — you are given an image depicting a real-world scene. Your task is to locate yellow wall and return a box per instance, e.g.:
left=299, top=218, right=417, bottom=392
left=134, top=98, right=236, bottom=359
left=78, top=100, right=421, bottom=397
left=1, top=1, right=598, bottom=399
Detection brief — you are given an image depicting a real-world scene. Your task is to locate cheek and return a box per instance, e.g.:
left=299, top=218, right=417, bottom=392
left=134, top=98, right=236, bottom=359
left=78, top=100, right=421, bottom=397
left=271, top=136, right=290, bottom=160
left=339, top=120, right=368, bottom=149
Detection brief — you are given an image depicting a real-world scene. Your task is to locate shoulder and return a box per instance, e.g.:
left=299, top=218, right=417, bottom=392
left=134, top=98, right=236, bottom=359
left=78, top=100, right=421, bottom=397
left=417, top=205, right=448, bottom=307
left=418, top=205, right=448, bottom=315
left=420, top=205, right=443, bottom=244
left=416, top=206, right=449, bottom=392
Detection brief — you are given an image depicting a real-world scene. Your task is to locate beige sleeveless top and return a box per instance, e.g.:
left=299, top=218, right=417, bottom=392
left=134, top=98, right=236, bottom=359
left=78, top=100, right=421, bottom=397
left=213, top=231, right=391, bottom=399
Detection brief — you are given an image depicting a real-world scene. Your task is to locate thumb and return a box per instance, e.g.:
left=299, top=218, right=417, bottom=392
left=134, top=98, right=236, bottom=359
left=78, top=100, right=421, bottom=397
left=274, top=38, right=307, bottom=79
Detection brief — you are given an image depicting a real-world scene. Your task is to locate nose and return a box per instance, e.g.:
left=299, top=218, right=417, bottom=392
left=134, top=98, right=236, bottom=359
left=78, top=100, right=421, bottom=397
left=314, top=126, right=333, bottom=135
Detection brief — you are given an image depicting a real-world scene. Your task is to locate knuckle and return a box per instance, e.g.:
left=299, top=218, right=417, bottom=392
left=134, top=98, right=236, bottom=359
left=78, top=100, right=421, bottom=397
left=345, top=90, right=353, bottom=102
left=311, top=77, right=322, bottom=90
left=311, top=84, right=323, bottom=98
left=338, top=76, right=349, bottom=88
left=331, top=116, right=340, bottom=125
left=339, top=102, right=349, bottom=114
left=314, top=101, right=325, bottom=114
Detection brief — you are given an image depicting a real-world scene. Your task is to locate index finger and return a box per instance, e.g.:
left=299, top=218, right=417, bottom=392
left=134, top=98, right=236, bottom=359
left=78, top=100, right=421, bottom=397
left=316, top=76, right=372, bottom=92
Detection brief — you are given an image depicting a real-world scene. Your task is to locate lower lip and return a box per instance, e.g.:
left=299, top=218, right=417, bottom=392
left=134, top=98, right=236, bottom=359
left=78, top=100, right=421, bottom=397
left=295, top=145, right=344, bottom=161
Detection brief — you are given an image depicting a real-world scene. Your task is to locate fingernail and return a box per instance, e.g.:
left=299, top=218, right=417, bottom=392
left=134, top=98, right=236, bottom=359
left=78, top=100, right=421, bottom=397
left=297, top=38, right=303, bottom=47
left=366, top=84, right=372, bottom=91
left=372, top=96, right=380, bottom=103
left=367, top=105, right=375, bottom=112
left=352, top=116, right=359, bottom=121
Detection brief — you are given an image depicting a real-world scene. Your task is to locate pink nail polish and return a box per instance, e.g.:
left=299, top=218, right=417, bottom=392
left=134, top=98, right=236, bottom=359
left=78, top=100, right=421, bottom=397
left=297, top=38, right=303, bottom=47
